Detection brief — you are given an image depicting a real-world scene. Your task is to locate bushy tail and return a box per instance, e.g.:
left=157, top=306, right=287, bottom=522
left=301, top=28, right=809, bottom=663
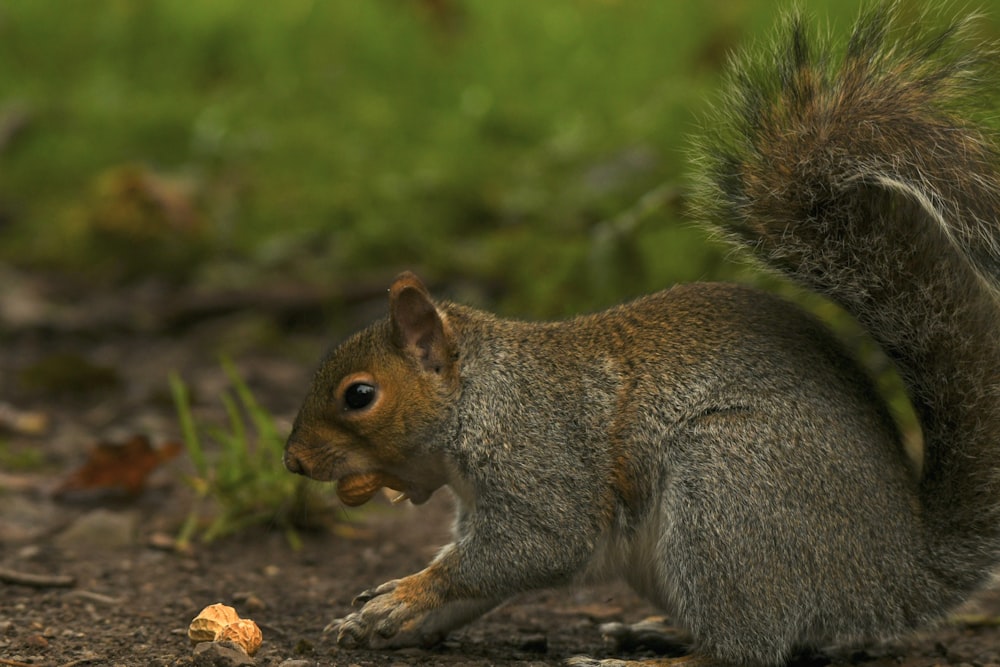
left=694, top=4, right=1000, bottom=589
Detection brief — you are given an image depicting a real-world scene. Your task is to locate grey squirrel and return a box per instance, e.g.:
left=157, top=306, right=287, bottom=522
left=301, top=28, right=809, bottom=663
left=283, top=5, right=1000, bottom=666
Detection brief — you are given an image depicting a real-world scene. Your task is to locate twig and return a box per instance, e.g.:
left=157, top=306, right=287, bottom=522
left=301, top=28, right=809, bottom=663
left=0, top=658, right=35, bottom=667
left=65, top=589, right=123, bottom=606
left=0, top=565, right=75, bottom=588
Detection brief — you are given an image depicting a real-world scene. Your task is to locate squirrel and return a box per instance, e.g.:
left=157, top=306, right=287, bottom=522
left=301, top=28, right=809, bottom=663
left=284, top=5, right=1000, bottom=666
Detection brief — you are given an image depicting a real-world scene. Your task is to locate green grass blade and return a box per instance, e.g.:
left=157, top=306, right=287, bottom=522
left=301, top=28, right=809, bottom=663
left=169, top=371, right=207, bottom=476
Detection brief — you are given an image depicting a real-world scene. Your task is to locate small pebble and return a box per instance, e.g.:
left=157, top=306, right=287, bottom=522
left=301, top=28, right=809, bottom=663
left=54, top=509, right=138, bottom=551
left=192, top=640, right=255, bottom=667
left=232, top=591, right=267, bottom=611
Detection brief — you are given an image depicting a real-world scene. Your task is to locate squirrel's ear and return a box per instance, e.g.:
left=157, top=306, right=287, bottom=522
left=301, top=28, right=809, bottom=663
left=389, top=272, right=453, bottom=373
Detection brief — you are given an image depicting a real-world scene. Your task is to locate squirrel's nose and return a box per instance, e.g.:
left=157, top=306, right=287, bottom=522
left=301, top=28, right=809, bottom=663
left=284, top=451, right=305, bottom=475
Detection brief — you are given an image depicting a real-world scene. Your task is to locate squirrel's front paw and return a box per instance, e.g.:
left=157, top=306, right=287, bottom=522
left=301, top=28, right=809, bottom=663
left=325, top=578, right=446, bottom=649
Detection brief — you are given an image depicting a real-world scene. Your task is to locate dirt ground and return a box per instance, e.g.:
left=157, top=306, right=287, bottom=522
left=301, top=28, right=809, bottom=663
left=2, top=269, right=1000, bottom=667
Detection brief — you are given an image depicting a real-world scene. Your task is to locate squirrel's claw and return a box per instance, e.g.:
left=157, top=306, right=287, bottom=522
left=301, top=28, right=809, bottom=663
left=322, top=616, right=345, bottom=636
left=329, top=611, right=380, bottom=648
left=328, top=578, right=432, bottom=649
left=334, top=620, right=360, bottom=648
left=324, top=581, right=404, bottom=646
left=352, top=579, right=399, bottom=606
left=351, top=589, right=376, bottom=606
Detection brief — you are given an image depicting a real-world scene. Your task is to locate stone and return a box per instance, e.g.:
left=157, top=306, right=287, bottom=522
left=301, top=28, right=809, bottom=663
left=192, top=640, right=254, bottom=667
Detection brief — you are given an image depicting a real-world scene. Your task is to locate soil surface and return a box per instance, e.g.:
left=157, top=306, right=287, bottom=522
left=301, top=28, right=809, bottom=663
left=2, top=268, right=1000, bottom=667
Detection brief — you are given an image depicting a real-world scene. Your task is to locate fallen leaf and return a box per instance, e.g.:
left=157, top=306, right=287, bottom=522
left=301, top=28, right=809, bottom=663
left=53, top=434, right=182, bottom=501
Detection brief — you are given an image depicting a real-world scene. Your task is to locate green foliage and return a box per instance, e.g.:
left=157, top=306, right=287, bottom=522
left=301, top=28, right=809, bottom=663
left=169, top=360, right=333, bottom=548
left=0, top=0, right=883, bottom=313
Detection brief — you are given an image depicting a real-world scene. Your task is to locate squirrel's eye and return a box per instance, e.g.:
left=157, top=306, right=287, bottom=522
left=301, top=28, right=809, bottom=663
left=344, top=382, right=376, bottom=410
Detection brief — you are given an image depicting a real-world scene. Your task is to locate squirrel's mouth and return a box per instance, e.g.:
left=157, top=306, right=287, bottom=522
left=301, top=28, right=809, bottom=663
left=335, top=471, right=433, bottom=507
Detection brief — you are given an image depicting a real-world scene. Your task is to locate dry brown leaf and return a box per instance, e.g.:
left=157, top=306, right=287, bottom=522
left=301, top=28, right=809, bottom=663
left=53, top=434, right=182, bottom=501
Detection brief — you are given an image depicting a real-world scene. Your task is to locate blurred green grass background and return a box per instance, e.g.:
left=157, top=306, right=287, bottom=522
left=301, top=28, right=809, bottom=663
left=2, top=0, right=994, bottom=318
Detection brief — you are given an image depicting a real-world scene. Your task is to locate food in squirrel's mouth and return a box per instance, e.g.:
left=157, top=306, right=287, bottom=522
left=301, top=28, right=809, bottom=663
left=337, top=471, right=405, bottom=506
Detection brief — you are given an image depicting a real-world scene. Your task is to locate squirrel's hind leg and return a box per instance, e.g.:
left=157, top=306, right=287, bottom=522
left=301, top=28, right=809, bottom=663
left=598, top=616, right=692, bottom=655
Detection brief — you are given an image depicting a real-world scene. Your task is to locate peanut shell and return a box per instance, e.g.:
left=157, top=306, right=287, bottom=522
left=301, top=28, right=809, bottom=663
left=218, top=618, right=262, bottom=656
left=337, top=472, right=403, bottom=506
left=188, top=603, right=240, bottom=644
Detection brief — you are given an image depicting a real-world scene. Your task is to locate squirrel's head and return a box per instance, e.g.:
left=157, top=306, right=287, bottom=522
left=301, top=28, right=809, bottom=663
left=284, top=271, right=460, bottom=506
